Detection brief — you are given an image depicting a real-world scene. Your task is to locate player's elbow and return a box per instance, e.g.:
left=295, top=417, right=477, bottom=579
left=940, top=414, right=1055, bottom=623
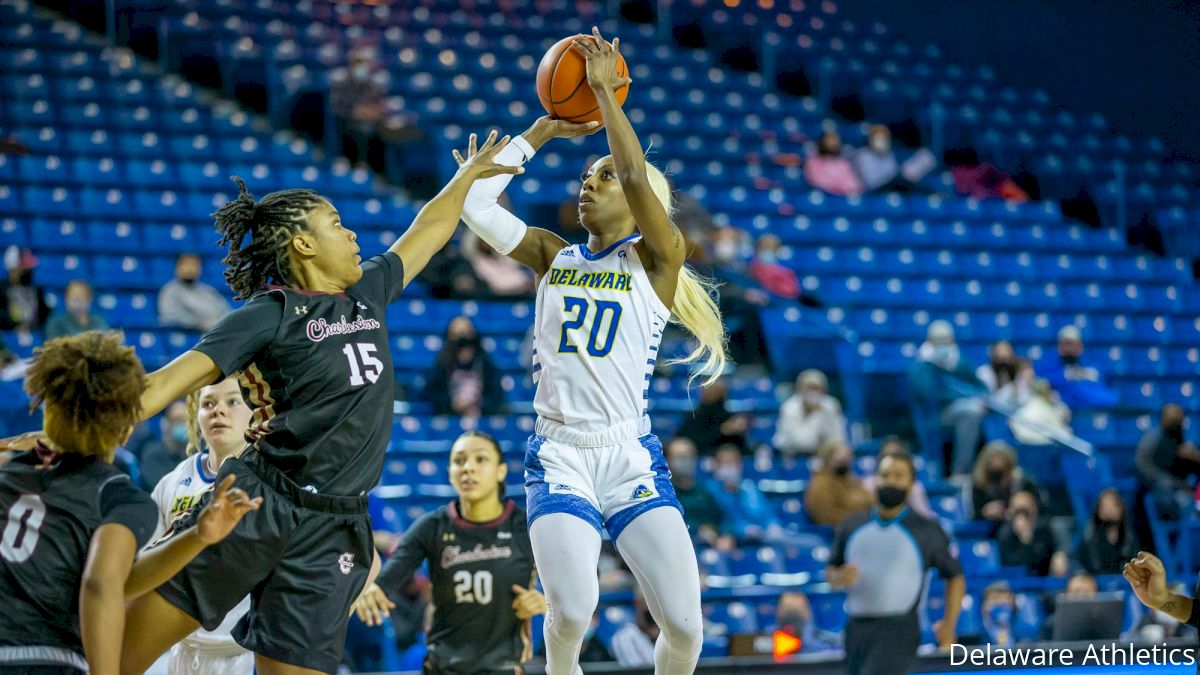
left=81, top=568, right=124, bottom=601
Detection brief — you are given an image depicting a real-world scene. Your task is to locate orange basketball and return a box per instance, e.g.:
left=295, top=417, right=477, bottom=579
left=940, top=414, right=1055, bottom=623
left=536, top=34, right=629, bottom=124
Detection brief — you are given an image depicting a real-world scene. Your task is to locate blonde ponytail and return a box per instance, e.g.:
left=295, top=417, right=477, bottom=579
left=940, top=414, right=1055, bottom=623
left=184, top=389, right=203, bottom=456
left=643, top=163, right=729, bottom=386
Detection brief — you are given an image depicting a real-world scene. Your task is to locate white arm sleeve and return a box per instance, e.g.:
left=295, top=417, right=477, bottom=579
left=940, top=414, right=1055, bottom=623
left=462, top=135, right=535, bottom=255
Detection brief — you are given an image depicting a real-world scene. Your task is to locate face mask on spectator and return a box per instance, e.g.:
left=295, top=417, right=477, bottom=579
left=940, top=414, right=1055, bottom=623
left=988, top=605, right=1013, bottom=627
left=757, top=250, right=777, bottom=265
left=352, top=64, right=370, bottom=81
left=777, top=612, right=807, bottom=635
left=170, top=423, right=188, bottom=445
left=870, top=137, right=889, bottom=153
left=714, top=463, right=741, bottom=486
left=179, top=275, right=198, bottom=286
left=802, top=391, right=823, bottom=407
left=1099, top=517, right=1122, bottom=528
left=714, top=240, right=737, bottom=263
left=986, top=467, right=1007, bottom=484
left=931, top=344, right=956, bottom=366
left=876, top=485, right=907, bottom=509
left=832, top=463, right=851, bottom=477
left=1164, top=423, right=1184, bottom=443
left=1060, top=354, right=1080, bottom=366
left=671, top=457, right=697, bottom=480
left=67, top=298, right=90, bottom=314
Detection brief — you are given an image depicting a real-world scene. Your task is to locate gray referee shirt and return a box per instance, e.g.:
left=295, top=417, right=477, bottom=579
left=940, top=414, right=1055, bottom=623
left=830, top=507, right=963, bottom=618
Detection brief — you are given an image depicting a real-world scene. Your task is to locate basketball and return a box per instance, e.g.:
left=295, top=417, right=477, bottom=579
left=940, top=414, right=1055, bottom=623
left=536, top=34, right=630, bottom=124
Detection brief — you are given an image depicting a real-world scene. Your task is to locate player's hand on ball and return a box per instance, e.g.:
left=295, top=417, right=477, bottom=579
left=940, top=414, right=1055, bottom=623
left=573, top=27, right=631, bottom=93
left=1123, top=551, right=1169, bottom=608
left=452, top=130, right=525, bottom=180
left=196, top=474, right=262, bottom=545
left=533, top=115, right=602, bottom=139
left=353, top=583, right=396, bottom=627
left=512, top=585, right=547, bottom=620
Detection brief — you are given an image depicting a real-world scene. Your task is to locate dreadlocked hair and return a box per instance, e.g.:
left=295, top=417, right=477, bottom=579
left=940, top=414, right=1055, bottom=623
left=213, top=176, right=324, bottom=300
left=25, top=331, right=146, bottom=461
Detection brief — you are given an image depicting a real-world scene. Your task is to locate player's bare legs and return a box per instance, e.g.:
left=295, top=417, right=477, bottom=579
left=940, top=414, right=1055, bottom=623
left=614, top=507, right=703, bottom=675
left=119, top=591, right=200, bottom=674
left=254, top=654, right=327, bottom=675
left=531, top=513, right=603, bottom=675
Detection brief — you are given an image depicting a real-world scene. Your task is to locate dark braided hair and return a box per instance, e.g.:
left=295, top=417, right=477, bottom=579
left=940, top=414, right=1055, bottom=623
left=26, top=331, right=146, bottom=459
left=212, top=177, right=325, bottom=300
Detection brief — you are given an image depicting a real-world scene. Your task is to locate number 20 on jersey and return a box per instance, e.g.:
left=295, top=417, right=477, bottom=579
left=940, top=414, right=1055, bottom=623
left=557, top=297, right=622, bottom=358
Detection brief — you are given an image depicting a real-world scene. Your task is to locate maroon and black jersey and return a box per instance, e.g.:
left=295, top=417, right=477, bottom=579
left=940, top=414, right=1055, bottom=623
left=192, top=252, right=404, bottom=496
left=0, top=449, right=157, bottom=671
left=377, top=500, right=536, bottom=673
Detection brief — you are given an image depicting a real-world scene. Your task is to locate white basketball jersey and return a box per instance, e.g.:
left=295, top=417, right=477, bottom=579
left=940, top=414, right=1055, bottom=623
left=150, top=454, right=251, bottom=655
left=532, top=236, right=669, bottom=433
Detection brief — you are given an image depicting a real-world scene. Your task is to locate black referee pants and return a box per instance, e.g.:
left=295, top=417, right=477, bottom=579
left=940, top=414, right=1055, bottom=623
left=845, top=614, right=921, bottom=675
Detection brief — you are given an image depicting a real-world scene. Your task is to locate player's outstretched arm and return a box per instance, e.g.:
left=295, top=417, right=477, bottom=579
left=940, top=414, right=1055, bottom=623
left=576, top=27, right=685, bottom=275
left=389, top=130, right=524, bottom=287
left=455, top=116, right=598, bottom=275
left=124, top=475, right=261, bottom=599
left=140, top=350, right=223, bottom=423
left=80, top=524, right=139, bottom=675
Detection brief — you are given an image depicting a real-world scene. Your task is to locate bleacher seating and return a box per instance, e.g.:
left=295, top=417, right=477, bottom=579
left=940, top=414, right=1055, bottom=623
left=1, top=0, right=1198, bottom=663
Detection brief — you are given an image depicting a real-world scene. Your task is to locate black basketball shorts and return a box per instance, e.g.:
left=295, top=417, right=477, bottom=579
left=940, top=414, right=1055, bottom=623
left=155, top=449, right=374, bottom=674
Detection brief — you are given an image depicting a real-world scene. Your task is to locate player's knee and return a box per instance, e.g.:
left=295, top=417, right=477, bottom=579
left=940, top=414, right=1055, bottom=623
left=547, top=597, right=596, bottom=640
left=660, top=610, right=704, bottom=654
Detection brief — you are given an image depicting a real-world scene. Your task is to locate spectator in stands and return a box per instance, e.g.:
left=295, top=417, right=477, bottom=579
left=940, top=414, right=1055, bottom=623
left=1036, top=326, right=1119, bottom=410
left=45, top=279, right=108, bottom=339
left=747, top=234, right=800, bottom=300
left=852, top=125, right=936, bottom=193
left=980, top=581, right=1018, bottom=648
left=426, top=316, right=503, bottom=417
left=707, top=443, right=786, bottom=543
left=1039, top=572, right=1101, bottom=641
left=665, top=437, right=726, bottom=546
left=772, top=369, right=847, bottom=457
left=827, top=452, right=964, bottom=673
left=137, top=400, right=190, bottom=490
left=804, top=130, right=864, bottom=196
left=975, top=340, right=1032, bottom=409
left=672, top=191, right=717, bottom=243
left=1078, top=488, right=1139, bottom=576
left=971, top=441, right=1040, bottom=522
left=157, top=252, right=231, bottom=331
left=805, top=440, right=873, bottom=527
left=997, top=489, right=1067, bottom=576
left=330, top=48, right=422, bottom=175
left=677, top=378, right=749, bottom=454
left=1135, top=402, right=1200, bottom=520
left=949, top=151, right=1029, bottom=203
left=462, top=231, right=534, bottom=298
left=772, top=591, right=841, bottom=654
left=609, top=590, right=657, bottom=667
left=861, top=436, right=935, bottom=518
left=907, top=320, right=988, bottom=480
left=423, top=237, right=485, bottom=299
left=698, top=227, right=770, bottom=366
left=0, top=246, right=49, bottom=333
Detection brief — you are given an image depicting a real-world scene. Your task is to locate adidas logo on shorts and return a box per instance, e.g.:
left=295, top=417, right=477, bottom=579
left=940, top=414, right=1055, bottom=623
left=630, top=484, right=653, bottom=500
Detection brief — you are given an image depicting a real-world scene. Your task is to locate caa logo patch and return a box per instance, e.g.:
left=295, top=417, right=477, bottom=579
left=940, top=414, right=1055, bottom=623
left=338, top=553, right=355, bottom=575
left=630, top=484, right=654, bottom=500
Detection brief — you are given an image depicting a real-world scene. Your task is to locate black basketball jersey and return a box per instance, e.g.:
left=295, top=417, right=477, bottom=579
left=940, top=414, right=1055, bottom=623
left=0, top=449, right=157, bottom=670
left=377, top=501, right=536, bottom=673
left=192, top=252, right=404, bottom=496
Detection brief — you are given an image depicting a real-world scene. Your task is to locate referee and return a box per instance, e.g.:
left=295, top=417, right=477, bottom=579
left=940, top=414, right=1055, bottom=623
left=826, top=452, right=965, bottom=675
